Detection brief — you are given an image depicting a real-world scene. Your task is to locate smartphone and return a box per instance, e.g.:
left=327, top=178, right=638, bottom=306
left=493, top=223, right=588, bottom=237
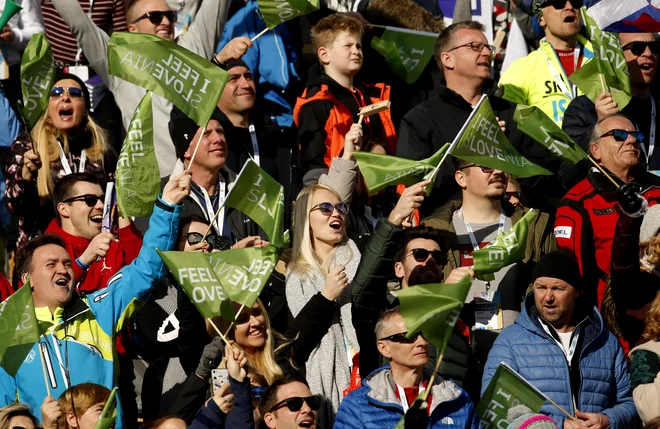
left=211, top=368, right=229, bottom=395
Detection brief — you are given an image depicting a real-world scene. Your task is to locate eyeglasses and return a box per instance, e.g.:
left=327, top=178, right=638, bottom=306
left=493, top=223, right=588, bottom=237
left=448, top=42, right=495, bottom=54
left=62, top=194, right=104, bottom=207
left=268, top=395, right=322, bottom=413
left=310, top=202, right=349, bottom=216
left=379, top=331, right=425, bottom=343
left=50, top=87, right=84, bottom=99
left=185, top=232, right=231, bottom=251
left=504, top=191, right=523, bottom=202
left=622, top=41, right=660, bottom=56
left=599, top=129, right=645, bottom=143
left=540, top=0, right=583, bottom=9
left=458, top=163, right=495, bottom=173
left=132, top=10, right=177, bottom=25
left=402, top=248, right=446, bottom=264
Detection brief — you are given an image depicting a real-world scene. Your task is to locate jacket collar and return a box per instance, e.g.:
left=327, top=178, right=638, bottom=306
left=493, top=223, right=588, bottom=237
left=44, top=219, right=90, bottom=255
left=36, top=292, right=90, bottom=327
left=436, top=79, right=499, bottom=108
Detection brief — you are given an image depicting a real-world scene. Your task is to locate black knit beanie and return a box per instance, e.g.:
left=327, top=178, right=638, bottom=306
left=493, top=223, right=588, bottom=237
left=532, top=251, right=582, bottom=291
left=169, top=106, right=226, bottom=161
left=53, top=72, right=90, bottom=112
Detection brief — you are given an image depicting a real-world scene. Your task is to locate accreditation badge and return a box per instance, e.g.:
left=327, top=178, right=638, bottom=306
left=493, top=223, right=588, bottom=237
left=474, top=291, right=503, bottom=330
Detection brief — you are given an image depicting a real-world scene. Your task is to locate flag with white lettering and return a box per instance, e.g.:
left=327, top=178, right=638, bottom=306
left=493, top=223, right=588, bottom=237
left=158, top=250, right=235, bottom=321
left=477, top=363, right=546, bottom=427
left=20, top=33, right=56, bottom=130
left=93, top=387, right=118, bottom=429
left=116, top=92, right=159, bottom=217
left=396, top=275, right=472, bottom=353
left=451, top=96, right=552, bottom=178
left=472, top=209, right=538, bottom=282
left=107, top=32, right=228, bottom=127
left=258, top=0, right=320, bottom=30
left=513, top=105, right=588, bottom=165
left=0, top=282, right=40, bottom=376
left=371, top=27, right=438, bottom=84
left=207, top=245, right=281, bottom=307
left=224, top=160, right=285, bottom=249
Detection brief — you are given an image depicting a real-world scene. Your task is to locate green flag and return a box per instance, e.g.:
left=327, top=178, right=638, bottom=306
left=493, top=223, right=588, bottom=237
left=0, top=0, right=23, bottom=31
left=0, top=283, right=40, bottom=376
left=20, top=33, right=56, bottom=130
left=472, top=209, right=538, bottom=282
left=158, top=250, right=235, bottom=321
left=478, top=363, right=547, bottom=427
left=397, top=275, right=472, bottom=353
left=225, top=160, right=285, bottom=249
left=354, top=143, right=450, bottom=195
left=207, top=245, right=282, bottom=307
left=258, top=0, right=320, bottom=30
left=116, top=92, right=159, bottom=217
left=451, top=96, right=552, bottom=178
left=569, top=9, right=631, bottom=110
left=371, top=27, right=438, bottom=84
left=513, top=105, right=588, bottom=164
left=93, top=387, right=118, bottom=429
left=107, top=32, right=228, bottom=127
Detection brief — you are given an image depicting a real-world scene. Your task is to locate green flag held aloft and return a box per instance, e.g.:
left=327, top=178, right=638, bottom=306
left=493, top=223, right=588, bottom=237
left=472, top=209, right=538, bottom=282
left=258, top=0, right=319, bottom=30
left=478, top=363, right=547, bottom=427
left=93, top=387, right=118, bottom=429
left=20, top=33, right=56, bottom=130
left=451, top=96, right=552, bottom=178
left=570, top=9, right=631, bottom=110
left=225, top=160, right=285, bottom=249
left=0, top=0, right=23, bottom=32
left=371, top=27, right=438, bottom=84
left=207, top=245, right=282, bottom=308
left=0, top=283, right=40, bottom=376
left=514, top=105, right=588, bottom=165
left=107, top=32, right=228, bottom=127
left=116, top=92, right=159, bottom=217
left=397, top=275, right=472, bottom=353
left=354, top=143, right=450, bottom=195
left=158, top=250, right=235, bottom=321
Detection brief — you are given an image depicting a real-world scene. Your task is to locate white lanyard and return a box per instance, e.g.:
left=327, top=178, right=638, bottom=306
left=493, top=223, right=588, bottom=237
left=640, top=97, right=657, bottom=166
left=540, top=319, right=579, bottom=363
left=58, top=142, right=87, bottom=175
left=248, top=122, right=260, bottom=167
left=199, top=177, right=226, bottom=235
left=396, top=382, right=425, bottom=414
left=75, top=0, right=95, bottom=64
left=458, top=209, right=506, bottom=252
left=543, top=42, right=580, bottom=100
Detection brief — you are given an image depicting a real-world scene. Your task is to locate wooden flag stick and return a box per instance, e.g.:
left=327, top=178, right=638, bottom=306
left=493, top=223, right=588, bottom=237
left=207, top=318, right=237, bottom=352
left=251, top=27, right=270, bottom=42
left=201, top=200, right=226, bottom=242
left=186, top=125, right=206, bottom=173
left=223, top=304, right=246, bottom=338
left=420, top=353, right=443, bottom=401
left=588, top=155, right=620, bottom=188
left=37, top=340, right=51, bottom=397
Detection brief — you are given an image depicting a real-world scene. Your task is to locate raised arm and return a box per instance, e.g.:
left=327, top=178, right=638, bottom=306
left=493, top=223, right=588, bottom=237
left=178, top=0, right=230, bottom=60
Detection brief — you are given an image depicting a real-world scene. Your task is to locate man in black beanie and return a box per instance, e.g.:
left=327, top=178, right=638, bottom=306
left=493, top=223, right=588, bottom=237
left=480, top=251, right=639, bottom=428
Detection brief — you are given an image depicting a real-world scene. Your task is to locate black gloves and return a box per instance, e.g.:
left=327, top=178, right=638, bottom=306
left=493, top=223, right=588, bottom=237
left=195, top=336, right=225, bottom=380
left=616, top=182, right=647, bottom=218
left=404, top=399, right=429, bottom=429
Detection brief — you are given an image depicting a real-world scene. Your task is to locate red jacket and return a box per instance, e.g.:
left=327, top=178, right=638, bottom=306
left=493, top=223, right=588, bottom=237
left=44, top=219, right=143, bottom=294
left=555, top=169, right=660, bottom=307
left=0, top=273, right=12, bottom=301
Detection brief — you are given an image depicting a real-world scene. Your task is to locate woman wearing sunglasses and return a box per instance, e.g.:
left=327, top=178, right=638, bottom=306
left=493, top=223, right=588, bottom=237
left=5, top=73, right=112, bottom=249
left=0, top=404, right=38, bottom=429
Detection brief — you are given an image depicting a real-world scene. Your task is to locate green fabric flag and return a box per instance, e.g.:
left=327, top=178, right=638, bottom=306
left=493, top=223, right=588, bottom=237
left=569, top=9, right=631, bottom=110
left=20, top=33, right=56, bottom=130
left=258, top=0, right=320, bottom=30
left=397, top=275, right=473, bottom=353
left=207, top=245, right=282, bottom=307
left=225, top=160, right=285, bottom=249
left=0, top=0, right=23, bottom=31
left=472, top=209, right=538, bottom=282
left=93, top=387, right=118, bottom=429
left=477, top=363, right=547, bottom=427
left=107, top=32, right=228, bottom=127
left=354, top=143, right=450, bottom=195
left=116, top=92, right=159, bottom=217
left=514, top=105, right=588, bottom=164
left=451, top=96, right=552, bottom=178
left=0, top=283, right=40, bottom=376
left=158, top=250, right=235, bottom=321
left=371, top=27, right=438, bottom=84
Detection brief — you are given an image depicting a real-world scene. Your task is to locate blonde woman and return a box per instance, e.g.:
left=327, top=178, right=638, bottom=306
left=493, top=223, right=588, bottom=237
left=630, top=291, right=660, bottom=424
left=0, top=403, right=38, bottom=429
left=5, top=73, right=112, bottom=249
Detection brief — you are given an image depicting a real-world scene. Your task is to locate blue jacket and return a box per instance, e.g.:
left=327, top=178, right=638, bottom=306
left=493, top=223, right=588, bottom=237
left=334, top=365, right=479, bottom=429
left=0, top=197, right=182, bottom=428
left=482, top=293, right=639, bottom=428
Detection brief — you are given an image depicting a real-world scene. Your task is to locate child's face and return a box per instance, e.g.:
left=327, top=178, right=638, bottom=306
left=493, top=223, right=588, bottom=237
left=321, top=31, right=363, bottom=77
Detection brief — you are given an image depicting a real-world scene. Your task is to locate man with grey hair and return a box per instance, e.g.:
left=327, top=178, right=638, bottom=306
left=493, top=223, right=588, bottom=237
left=555, top=113, right=660, bottom=308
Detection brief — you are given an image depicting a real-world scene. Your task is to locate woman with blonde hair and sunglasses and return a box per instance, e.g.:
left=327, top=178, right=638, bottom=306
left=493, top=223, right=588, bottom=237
left=0, top=403, right=38, bottom=429
left=5, top=73, right=113, bottom=249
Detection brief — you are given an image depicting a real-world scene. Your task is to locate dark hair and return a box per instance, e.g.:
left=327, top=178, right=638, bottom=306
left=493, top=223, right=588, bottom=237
left=53, top=172, right=102, bottom=207
left=15, top=234, right=67, bottom=280
left=178, top=214, right=210, bottom=233
left=393, top=226, right=444, bottom=262
left=361, top=136, right=389, bottom=155
left=140, top=416, right=185, bottom=429
left=434, top=21, right=485, bottom=67
left=258, top=375, right=310, bottom=417
left=452, top=156, right=472, bottom=170
left=646, top=416, right=660, bottom=429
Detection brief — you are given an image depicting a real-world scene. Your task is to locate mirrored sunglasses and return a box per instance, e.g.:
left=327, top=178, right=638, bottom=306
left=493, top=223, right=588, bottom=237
left=310, top=202, right=348, bottom=216
left=600, top=129, right=645, bottom=143
left=50, top=87, right=84, bottom=99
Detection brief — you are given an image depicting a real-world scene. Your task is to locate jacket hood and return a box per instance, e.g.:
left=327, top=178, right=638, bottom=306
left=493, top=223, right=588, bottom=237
left=44, top=219, right=91, bottom=255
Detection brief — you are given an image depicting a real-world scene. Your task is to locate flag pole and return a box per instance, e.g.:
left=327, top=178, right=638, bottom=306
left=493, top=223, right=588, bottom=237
left=222, top=304, right=246, bottom=338
left=187, top=124, right=207, bottom=173
left=251, top=27, right=270, bottom=42
left=201, top=200, right=226, bottom=242
left=420, top=353, right=443, bottom=401
left=598, top=74, right=610, bottom=93
left=588, top=156, right=620, bottom=188
left=37, top=340, right=51, bottom=397
left=207, top=317, right=237, bottom=352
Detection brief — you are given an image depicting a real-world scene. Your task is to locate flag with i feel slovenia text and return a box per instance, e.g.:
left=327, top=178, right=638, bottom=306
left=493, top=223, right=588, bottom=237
left=451, top=96, right=552, bottom=178
left=371, top=27, right=438, bottom=84
left=107, top=32, right=229, bottom=127
left=0, top=282, right=40, bottom=376
left=20, top=33, right=56, bottom=130
left=258, top=0, right=320, bottom=30
left=158, top=250, right=235, bottom=321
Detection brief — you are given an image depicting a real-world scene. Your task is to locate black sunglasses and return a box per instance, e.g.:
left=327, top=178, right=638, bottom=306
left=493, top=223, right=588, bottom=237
left=623, top=41, right=660, bottom=56
left=186, top=232, right=231, bottom=251
left=540, top=0, right=583, bottom=9
left=310, top=202, right=348, bottom=216
left=50, top=87, right=84, bottom=99
left=379, top=331, right=425, bottom=343
left=268, top=395, right=322, bottom=413
left=132, top=10, right=177, bottom=25
left=402, top=248, right=446, bottom=264
left=504, top=191, right=523, bottom=202
left=458, top=163, right=494, bottom=173
left=600, top=129, right=645, bottom=143
left=235, top=307, right=263, bottom=325
left=62, top=194, right=104, bottom=207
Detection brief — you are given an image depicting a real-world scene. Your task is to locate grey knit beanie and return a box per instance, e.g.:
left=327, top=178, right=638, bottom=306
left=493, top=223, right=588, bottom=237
left=640, top=204, right=660, bottom=243
left=507, top=405, right=559, bottom=429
